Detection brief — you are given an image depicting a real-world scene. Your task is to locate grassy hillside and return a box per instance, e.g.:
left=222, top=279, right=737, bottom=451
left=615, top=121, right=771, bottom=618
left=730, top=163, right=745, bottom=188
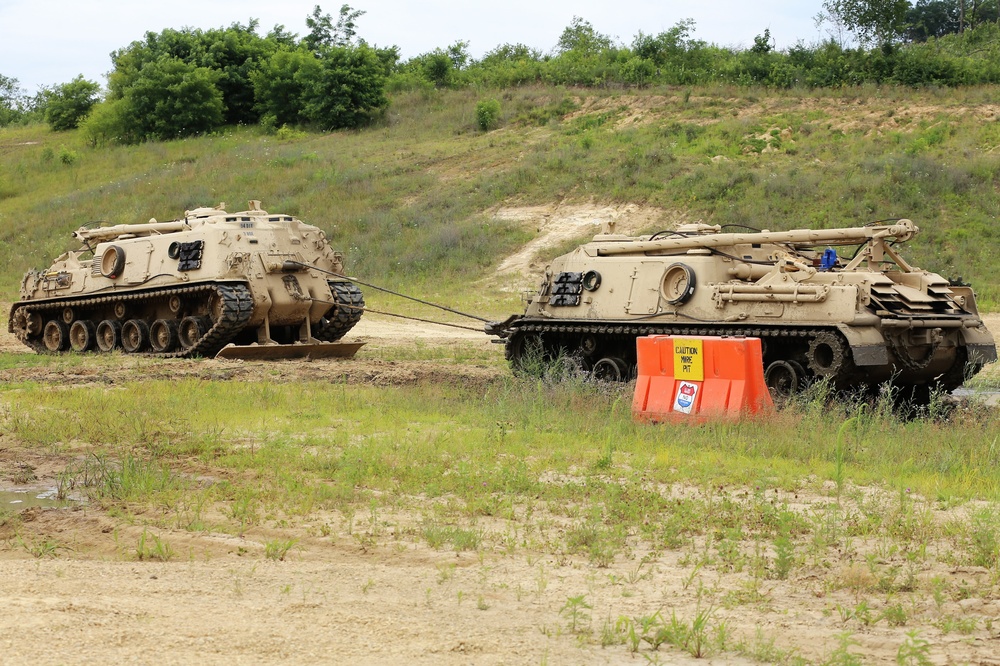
left=2, top=84, right=1000, bottom=315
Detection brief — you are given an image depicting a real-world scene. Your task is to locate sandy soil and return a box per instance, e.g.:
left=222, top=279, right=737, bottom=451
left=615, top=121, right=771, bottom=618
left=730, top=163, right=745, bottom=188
left=1, top=311, right=999, bottom=664
left=491, top=203, right=681, bottom=278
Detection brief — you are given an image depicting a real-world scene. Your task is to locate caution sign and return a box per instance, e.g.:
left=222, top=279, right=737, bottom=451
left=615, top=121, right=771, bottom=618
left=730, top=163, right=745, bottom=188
left=673, top=338, right=704, bottom=381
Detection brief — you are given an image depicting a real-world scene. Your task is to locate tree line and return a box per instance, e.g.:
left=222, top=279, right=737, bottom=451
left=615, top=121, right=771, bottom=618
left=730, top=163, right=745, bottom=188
left=3, top=1, right=1000, bottom=143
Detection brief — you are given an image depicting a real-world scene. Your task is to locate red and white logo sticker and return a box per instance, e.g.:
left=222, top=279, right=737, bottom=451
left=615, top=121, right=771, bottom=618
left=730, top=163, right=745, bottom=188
left=673, top=381, right=699, bottom=415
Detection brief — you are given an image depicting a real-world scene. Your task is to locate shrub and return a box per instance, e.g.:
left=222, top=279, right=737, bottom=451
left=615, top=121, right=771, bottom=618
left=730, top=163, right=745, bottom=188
left=57, top=147, right=79, bottom=166
left=79, top=98, right=131, bottom=146
left=44, top=75, right=101, bottom=131
left=475, top=98, right=502, bottom=131
left=252, top=48, right=320, bottom=127
left=301, top=44, right=389, bottom=130
left=92, top=57, right=224, bottom=144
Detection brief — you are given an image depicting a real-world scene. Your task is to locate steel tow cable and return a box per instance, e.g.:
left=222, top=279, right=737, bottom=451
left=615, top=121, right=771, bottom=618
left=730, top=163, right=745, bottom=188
left=285, top=260, right=491, bottom=323
left=308, top=298, right=485, bottom=333
left=289, top=260, right=492, bottom=333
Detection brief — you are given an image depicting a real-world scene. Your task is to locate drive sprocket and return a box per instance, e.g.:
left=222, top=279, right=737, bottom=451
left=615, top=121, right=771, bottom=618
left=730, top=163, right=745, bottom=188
left=806, top=331, right=848, bottom=378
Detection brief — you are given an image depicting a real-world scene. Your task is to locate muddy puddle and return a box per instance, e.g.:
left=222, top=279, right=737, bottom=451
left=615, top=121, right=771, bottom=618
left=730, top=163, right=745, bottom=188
left=0, top=488, right=80, bottom=510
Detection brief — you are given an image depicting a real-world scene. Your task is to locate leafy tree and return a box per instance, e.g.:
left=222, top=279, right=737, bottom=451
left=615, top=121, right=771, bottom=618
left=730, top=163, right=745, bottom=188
left=101, top=57, right=223, bottom=143
left=423, top=51, right=454, bottom=87
left=126, top=57, right=223, bottom=139
left=267, top=24, right=300, bottom=49
left=302, top=44, right=389, bottom=129
left=906, top=0, right=962, bottom=40
left=556, top=17, right=614, bottom=54
left=751, top=28, right=775, bottom=54
left=905, top=0, right=1000, bottom=40
left=44, top=75, right=101, bottom=131
left=79, top=98, right=130, bottom=146
left=332, top=4, right=366, bottom=45
left=304, top=4, right=366, bottom=51
left=479, top=43, right=543, bottom=66
left=0, top=73, right=25, bottom=126
left=819, top=0, right=911, bottom=46
left=630, top=20, right=699, bottom=65
left=446, top=40, right=471, bottom=69
left=304, top=5, right=335, bottom=51
left=252, top=48, right=321, bottom=126
left=109, top=21, right=278, bottom=125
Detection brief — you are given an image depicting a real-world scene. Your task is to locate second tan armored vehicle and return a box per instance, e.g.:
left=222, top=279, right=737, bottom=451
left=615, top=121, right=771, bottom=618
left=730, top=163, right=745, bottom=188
left=10, top=201, right=364, bottom=359
left=487, top=219, right=996, bottom=398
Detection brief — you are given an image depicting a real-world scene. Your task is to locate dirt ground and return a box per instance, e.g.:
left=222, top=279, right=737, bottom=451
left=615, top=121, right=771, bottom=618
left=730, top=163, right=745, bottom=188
left=1, top=314, right=999, bottom=664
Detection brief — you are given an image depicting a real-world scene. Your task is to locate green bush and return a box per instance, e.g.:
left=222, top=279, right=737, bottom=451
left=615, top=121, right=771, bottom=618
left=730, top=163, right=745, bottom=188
left=301, top=44, right=390, bottom=130
left=252, top=48, right=321, bottom=127
left=475, top=98, right=502, bottom=131
left=44, top=75, right=101, bottom=131
left=79, top=98, right=131, bottom=146
left=57, top=147, right=79, bottom=166
left=83, top=57, right=224, bottom=144
left=122, top=57, right=224, bottom=141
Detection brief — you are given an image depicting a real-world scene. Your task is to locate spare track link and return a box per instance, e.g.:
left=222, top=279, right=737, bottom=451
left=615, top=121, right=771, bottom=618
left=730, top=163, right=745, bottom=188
left=10, top=283, right=253, bottom=358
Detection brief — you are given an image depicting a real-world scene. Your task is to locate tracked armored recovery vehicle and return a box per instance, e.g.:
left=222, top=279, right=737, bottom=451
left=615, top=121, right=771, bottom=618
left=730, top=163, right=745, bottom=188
left=487, top=219, right=996, bottom=396
left=10, top=201, right=365, bottom=359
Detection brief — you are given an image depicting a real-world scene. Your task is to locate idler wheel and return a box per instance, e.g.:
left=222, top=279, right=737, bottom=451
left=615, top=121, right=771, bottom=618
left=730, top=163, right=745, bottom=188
left=96, top=320, right=123, bottom=351
left=42, top=320, right=70, bottom=352
left=69, top=320, right=97, bottom=352
left=591, top=356, right=630, bottom=382
left=807, top=331, right=848, bottom=378
left=179, top=316, right=210, bottom=350
left=121, top=319, right=150, bottom=353
left=150, top=319, right=180, bottom=353
left=765, top=360, right=801, bottom=398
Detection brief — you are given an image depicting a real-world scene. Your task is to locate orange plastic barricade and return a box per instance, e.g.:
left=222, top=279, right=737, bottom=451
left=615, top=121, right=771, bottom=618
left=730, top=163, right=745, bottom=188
left=632, top=336, right=773, bottom=423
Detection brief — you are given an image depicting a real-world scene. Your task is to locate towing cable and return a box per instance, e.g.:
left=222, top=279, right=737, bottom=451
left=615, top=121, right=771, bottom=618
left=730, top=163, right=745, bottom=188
left=284, top=260, right=490, bottom=333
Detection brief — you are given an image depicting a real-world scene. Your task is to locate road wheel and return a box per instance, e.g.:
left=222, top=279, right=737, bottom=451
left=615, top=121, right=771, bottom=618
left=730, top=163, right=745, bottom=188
left=592, top=356, right=629, bottom=382
left=179, top=316, right=209, bottom=349
left=765, top=360, right=801, bottom=399
left=43, top=320, right=69, bottom=352
left=150, top=319, right=180, bottom=353
left=96, top=320, right=123, bottom=352
left=69, top=320, right=97, bottom=352
left=122, top=319, right=150, bottom=353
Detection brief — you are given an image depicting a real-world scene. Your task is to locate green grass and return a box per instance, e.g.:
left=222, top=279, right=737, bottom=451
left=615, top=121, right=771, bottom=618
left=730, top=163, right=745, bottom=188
left=5, top=375, right=1000, bottom=525
left=3, top=85, right=1000, bottom=311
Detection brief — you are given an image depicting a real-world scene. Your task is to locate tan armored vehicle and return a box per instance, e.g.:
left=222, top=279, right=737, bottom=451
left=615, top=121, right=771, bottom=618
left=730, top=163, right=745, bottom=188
left=487, top=219, right=996, bottom=398
left=10, top=201, right=364, bottom=359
